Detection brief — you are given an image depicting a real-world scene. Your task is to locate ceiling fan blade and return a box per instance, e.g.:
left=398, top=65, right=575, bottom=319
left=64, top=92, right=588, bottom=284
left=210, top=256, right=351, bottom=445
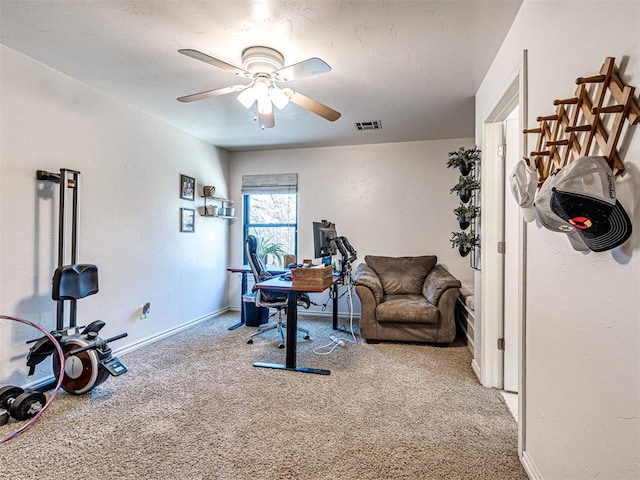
left=273, top=57, right=331, bottom=82
left=258, top=111, right=275, bottom=129
left=177, top=84, right=249, bottom=103
left=178, top=49, right=252, bottom=78
left=285, top=90, right=341, bottom=121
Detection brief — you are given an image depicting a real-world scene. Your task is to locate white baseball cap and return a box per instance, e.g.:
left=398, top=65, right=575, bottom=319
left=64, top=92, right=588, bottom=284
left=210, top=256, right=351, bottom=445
left=534, top=156, right=632, bottom=252
left=509, top=158, right=538, bottom=222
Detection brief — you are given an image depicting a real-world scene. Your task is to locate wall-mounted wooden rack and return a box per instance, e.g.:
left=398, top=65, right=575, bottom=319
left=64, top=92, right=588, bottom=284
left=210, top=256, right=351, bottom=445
left=524, top=57, right=640, bottom=184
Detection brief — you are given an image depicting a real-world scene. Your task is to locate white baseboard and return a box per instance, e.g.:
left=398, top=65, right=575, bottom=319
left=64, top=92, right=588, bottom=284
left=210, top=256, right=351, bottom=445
left=114, top=307, right=228, bottom=357
left=471, top=358, right=481, bottom=382
left=521, top=450, right=542, bottom=479
left=22, top=308, right=229, bottom=391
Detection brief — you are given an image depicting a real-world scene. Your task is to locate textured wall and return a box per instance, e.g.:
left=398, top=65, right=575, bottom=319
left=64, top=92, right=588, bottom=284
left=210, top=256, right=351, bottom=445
left=228, top=139, right=477, bottom=315
left=0, top=46, right=231, bottom=384
left=476, top=1, right=640, bottom=478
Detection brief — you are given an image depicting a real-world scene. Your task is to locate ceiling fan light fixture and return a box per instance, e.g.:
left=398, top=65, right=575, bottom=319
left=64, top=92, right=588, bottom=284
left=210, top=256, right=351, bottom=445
left=269, top=86, right=289, bottom=110
left=237, top=87, right=257, bottom=108
left=253, top=79, right=269, bottom=97
left=257, top=96, right=273, bottom=115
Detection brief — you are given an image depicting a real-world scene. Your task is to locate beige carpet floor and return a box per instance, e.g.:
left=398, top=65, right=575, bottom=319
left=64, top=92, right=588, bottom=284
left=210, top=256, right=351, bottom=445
left=0, top=312, right=527, bottom=479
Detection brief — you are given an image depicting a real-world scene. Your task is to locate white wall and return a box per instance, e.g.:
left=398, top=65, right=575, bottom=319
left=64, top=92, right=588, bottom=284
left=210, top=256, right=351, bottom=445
left=0, top=46, right=231, bottom=385
left=227, top=139, right=477, bottom=315
left=476, top=1, right=639, bottom=478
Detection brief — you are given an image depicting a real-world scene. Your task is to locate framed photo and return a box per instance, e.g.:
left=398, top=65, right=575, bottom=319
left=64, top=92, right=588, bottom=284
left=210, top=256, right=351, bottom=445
left=180, top=174, right=195, bottom=201
left=180, top=208, right=195, bottom=233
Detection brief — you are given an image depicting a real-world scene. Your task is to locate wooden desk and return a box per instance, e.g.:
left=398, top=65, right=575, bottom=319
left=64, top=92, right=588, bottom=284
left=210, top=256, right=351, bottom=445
left=253, top=275, right=341, bottom=375
left=226, top=265, right=287, bottom=330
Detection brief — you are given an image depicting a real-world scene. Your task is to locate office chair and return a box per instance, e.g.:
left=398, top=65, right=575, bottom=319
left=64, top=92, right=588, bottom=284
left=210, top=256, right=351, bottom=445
left=245, top=235, right=310, bottom=349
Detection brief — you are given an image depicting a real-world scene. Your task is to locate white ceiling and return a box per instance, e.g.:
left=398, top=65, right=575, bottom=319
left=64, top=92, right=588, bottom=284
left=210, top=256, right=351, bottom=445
left=0, top=0, right=522, bottom=152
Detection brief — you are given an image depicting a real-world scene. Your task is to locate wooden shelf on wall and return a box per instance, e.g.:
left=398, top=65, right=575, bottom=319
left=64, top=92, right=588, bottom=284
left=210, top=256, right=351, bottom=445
left=199, top=190, right=236, bottom=219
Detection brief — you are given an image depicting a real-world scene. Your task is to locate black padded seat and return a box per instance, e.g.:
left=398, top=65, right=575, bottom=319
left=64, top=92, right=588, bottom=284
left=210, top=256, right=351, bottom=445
left=52, top=264, right=99, bottom=301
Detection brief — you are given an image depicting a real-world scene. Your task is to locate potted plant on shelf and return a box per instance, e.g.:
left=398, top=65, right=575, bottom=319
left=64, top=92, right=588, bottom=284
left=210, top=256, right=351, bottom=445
left=450, top=175, right=480, bottom=203
left=453, top=204, right=479, bottom=230
left=450, top=231, right=478, bottom=257
left=446, top=146, right=481, bottom=176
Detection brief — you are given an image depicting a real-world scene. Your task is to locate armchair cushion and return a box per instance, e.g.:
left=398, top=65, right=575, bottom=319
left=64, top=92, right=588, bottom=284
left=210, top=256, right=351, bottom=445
left=422, top=265, right=462, bottom=305
left=377, top=294, right=440, bottom=324
left=365, top=255, right=437, bottom=295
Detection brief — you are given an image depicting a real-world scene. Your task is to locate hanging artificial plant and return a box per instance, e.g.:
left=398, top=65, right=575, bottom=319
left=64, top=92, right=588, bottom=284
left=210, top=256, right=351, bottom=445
left=450, top=175, right=480, bottom=203
left=450, top=231, right=478, bottom=257
left=453, top=204, right=479, bottom=230
left=446, top=146, right=481, bottom=176
left=447, top=145, right=481, bottom=260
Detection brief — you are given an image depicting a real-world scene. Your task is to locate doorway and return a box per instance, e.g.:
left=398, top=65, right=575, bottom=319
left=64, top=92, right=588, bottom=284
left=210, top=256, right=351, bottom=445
left=479, top=50, right=528, bottom=457
left=482, top=91, right=523, bottom=411
left=501, top=107, right=521, bottom=422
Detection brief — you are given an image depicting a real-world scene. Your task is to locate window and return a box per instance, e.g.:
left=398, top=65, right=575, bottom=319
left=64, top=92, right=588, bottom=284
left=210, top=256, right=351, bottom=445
left=242, top=174, right=298, bottom=267
left=244, top=194, right=297, bottom=267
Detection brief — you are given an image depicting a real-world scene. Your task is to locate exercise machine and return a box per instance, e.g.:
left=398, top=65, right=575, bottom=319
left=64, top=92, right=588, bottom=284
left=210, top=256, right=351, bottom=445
left=25, top=168, right=128, bottom=395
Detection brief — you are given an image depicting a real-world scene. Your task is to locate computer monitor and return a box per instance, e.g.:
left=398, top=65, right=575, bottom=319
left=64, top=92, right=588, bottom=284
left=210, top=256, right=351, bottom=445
left=312, top=220, right=337, bottom=259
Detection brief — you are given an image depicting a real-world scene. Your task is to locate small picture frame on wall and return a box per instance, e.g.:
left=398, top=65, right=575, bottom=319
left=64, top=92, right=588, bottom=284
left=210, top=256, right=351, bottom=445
left=180, top=208, right=195, bottom=233
left=180, top=174, right=195, bottom=201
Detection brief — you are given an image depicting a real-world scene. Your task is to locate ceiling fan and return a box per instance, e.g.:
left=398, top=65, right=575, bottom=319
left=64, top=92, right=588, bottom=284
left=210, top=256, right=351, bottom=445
left=177, top=46, right=341, bottom=129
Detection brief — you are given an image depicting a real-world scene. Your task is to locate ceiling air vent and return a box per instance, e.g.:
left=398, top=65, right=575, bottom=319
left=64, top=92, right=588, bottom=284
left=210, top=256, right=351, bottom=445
left=355, top=120, right=382, bottom=131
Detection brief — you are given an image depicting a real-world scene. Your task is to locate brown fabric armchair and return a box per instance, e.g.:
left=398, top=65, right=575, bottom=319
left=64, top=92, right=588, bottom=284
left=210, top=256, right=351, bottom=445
left=353, top=255, right=461, bottom=344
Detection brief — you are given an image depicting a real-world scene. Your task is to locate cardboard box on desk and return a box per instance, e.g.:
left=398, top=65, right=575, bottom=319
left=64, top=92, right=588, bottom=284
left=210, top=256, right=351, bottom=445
left=292, top=265, right=334, bottom=289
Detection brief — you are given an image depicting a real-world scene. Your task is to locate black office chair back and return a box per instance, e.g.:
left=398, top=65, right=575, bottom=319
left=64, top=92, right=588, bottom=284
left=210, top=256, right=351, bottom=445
left=246, top=234, right=291, bottom=305
left=246, top=235, right=273, bottom=283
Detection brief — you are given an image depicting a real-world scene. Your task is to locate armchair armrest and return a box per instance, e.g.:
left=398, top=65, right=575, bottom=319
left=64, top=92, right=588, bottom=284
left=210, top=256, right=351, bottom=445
left=422, top=265, right=461, bottom=305
left=353, top=263, right=384, bottom=304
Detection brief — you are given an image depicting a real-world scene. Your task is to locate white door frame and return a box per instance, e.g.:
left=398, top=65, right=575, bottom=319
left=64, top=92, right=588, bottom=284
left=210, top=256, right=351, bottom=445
left=479, top=50, right=528, bottom=457
left=480, top=120, right=506, bottom=389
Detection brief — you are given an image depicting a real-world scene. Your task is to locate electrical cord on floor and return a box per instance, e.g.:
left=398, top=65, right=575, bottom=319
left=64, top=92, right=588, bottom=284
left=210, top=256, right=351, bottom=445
left=312, top=338, right=344, bottom=355
left=0, top=314, right=65, bottom=444
left=312, top=269, right=360, bottom=355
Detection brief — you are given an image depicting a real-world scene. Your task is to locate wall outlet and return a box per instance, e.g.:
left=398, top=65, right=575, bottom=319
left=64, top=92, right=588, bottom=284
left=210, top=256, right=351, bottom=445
left=141, top=302, right=151, bottom=319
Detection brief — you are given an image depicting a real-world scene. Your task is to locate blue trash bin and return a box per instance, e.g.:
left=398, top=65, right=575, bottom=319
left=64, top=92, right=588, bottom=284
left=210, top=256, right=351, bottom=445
left=242, top=293, right=269, bottom=327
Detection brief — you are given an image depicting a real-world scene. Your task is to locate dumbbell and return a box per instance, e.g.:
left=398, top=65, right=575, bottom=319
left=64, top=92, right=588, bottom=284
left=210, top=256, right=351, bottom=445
left=0, top=385, right=47, bottom=421
left=0, top=408, right=8, bottom=426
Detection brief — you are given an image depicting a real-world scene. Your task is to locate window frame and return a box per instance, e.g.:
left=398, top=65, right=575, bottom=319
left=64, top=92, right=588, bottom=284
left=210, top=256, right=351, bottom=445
left=242, top=193, right=298, bottom=266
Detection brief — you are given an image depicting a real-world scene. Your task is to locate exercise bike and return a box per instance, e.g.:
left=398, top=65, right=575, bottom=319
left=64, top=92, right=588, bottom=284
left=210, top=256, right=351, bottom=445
left=25, top=169, right=128, bottom=395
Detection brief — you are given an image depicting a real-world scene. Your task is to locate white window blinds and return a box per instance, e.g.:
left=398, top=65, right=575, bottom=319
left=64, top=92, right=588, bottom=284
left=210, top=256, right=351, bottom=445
left=241, top=173, right=298, bottom=194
